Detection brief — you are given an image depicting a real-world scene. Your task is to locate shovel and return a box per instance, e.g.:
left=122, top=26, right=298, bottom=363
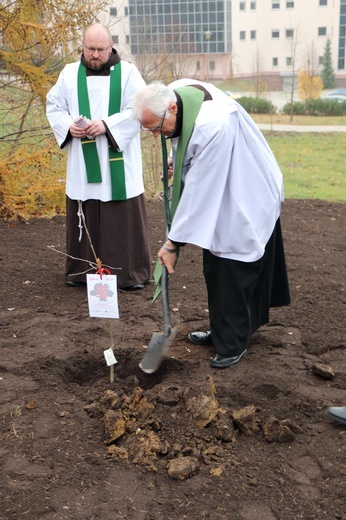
left=139, top=265, right=177, bottom=374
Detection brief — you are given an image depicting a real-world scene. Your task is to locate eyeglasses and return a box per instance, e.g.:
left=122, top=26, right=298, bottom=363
left=141, top=111, right=166, bottom=133
left=83, top=43, right=111, bottom=54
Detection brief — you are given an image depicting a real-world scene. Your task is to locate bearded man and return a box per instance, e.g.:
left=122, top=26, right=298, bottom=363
left=46, top=24, right=151, bottom=290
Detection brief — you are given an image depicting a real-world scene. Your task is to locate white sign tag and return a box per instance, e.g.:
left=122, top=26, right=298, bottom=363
left=87, top=274, right=119, bottom=319
left=104, top=348, right=117, bottom=366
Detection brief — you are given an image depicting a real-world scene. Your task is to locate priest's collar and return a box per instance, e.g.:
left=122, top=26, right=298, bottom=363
left=81, top=48, right=120, bottom=76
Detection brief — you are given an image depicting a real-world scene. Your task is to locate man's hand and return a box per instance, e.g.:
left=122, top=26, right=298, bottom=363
left=83, top=120, right=107, bottom=138
left=70, top=121, right=87, bottom=138
left=160, top=157, right=174, bottom=180
left=70, top=119, right=106, bottom=139
left=158, top=240, right=177, bottom=274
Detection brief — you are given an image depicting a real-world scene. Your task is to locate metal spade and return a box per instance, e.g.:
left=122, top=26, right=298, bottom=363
left=139, top=265, right=177, bottom=374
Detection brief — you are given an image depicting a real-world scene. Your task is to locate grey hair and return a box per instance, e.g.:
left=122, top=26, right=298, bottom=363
left=132, top=81, right=177, bottom=121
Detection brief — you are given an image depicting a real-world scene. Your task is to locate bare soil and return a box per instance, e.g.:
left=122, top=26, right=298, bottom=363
left=0, top=198, right=345, bottom=520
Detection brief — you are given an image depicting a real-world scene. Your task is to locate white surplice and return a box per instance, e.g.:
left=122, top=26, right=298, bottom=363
left=46, top=60, right=146, bottom=202
left=167, top=79, right=284, bottom=262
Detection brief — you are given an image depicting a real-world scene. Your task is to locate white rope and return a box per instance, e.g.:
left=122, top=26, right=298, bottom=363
left=77, top=200, right=83, bottom=242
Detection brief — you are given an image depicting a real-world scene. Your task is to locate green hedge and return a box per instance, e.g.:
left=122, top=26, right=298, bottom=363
left=236, top=96, right=346, bottom=116
left=236, top=96, right=277, bottom=114
left=282, top=98, right=346, bottom=116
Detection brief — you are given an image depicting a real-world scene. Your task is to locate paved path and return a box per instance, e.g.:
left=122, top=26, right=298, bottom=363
left=257, top=124, right=346, bottom=132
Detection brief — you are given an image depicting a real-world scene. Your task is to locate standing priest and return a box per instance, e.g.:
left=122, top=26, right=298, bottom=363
left=46, top=24, right=151, bottom=290
left=132, top=79, right=291, bottom=369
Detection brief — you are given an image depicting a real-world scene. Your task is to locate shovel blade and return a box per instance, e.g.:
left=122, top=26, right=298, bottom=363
left=139, top=328, right=177, bottom=374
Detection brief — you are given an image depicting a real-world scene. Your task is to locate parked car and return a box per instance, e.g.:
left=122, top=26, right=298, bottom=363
left=321, top=89, right=346, bottom=102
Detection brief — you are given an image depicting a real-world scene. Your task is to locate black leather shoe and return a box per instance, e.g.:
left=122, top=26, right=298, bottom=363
left=210, top=349, right=247, bottom=369
left=187, top=331, right=213, bottom=346
left=121, top=284, right=145, bottom=291
left=66, top=281, right=86, bottom=287
left=325, top=406, right=346, bottom=425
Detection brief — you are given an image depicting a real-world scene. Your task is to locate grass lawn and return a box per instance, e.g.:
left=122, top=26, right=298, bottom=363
left=251, top=113, right=346, bottom=126
left=141, top=129, right=346, bottom=203
left=263, top=132, right=346, bottom=202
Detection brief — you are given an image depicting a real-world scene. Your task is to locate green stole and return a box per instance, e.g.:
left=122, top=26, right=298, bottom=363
left=153, top=86, right=205, bottom=300
left=77, top=63, right=126, bottom=200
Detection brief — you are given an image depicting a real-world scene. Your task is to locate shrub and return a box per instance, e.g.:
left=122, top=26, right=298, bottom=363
left=282, top=99, right=346, bottom=116
left=236, top=96, right=277, bottom=114
left=305, top=98, right=346, bottom=116
left=319, top=99, right=346, bottom=116
left=282, top=101, right=306, bottom=115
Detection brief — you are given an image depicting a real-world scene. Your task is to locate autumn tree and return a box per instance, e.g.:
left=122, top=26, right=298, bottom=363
left=0, top=0, right=108, bottom=219
left=298, top=43, right=323, bottom=100
left=298, top=69, right=323, bottom=100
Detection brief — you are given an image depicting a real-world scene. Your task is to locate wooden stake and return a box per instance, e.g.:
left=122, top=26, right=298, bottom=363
left=109, top=320, right=115, bottom=383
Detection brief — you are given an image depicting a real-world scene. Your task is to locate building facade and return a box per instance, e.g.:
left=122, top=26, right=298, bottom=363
left=232, top=0, right=345, bottom=90
left=101, top=0, right=346, bottom=88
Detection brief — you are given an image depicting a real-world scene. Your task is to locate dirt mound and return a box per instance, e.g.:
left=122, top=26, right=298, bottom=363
left=0, top=198, right=345, bottom=520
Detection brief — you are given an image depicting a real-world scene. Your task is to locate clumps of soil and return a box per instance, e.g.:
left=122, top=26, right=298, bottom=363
left=84, top=375, right=303, bottom=479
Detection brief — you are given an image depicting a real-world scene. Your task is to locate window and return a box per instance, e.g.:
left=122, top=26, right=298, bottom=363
left=110, top=7, right=117, bottom=16
left=272, top=29, right=280, bottom=38
left=286, top=57, right=292, bottom=66
left=125, top=6, right=128, bottom=15
left=318, top=56, right=324, bottom=65
left=210, top=61, right=215, bottom=71
left=273, top=57, right=278, bottom=66
left=319, top=0, right=327, bottom=5
left=286, top=28, right=294, bottom=38
left=240, top=31, right=246, bottom=40
left=240, top=1, right=246, bottom=10
left=250, top=30, right=256, bottom=40
left=318, top=27, right=327, bottom=36
left=250, top=1, right=256, bottom=9
left=126, top=35, right=130, bottom=44
left=286, top=1, right=294, bottom=7
left=112, top=35, right=119, bottom=44
left=196, top=61, right=200, bottom=70
left=272, top=1, right=280, bottom=9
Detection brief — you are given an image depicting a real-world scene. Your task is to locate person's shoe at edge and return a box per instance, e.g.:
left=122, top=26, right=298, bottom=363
left=325, top=406, right=346, bottom=426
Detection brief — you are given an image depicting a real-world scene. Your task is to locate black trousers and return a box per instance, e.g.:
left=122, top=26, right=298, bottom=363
left=203, top=218, right=290, bottom=357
